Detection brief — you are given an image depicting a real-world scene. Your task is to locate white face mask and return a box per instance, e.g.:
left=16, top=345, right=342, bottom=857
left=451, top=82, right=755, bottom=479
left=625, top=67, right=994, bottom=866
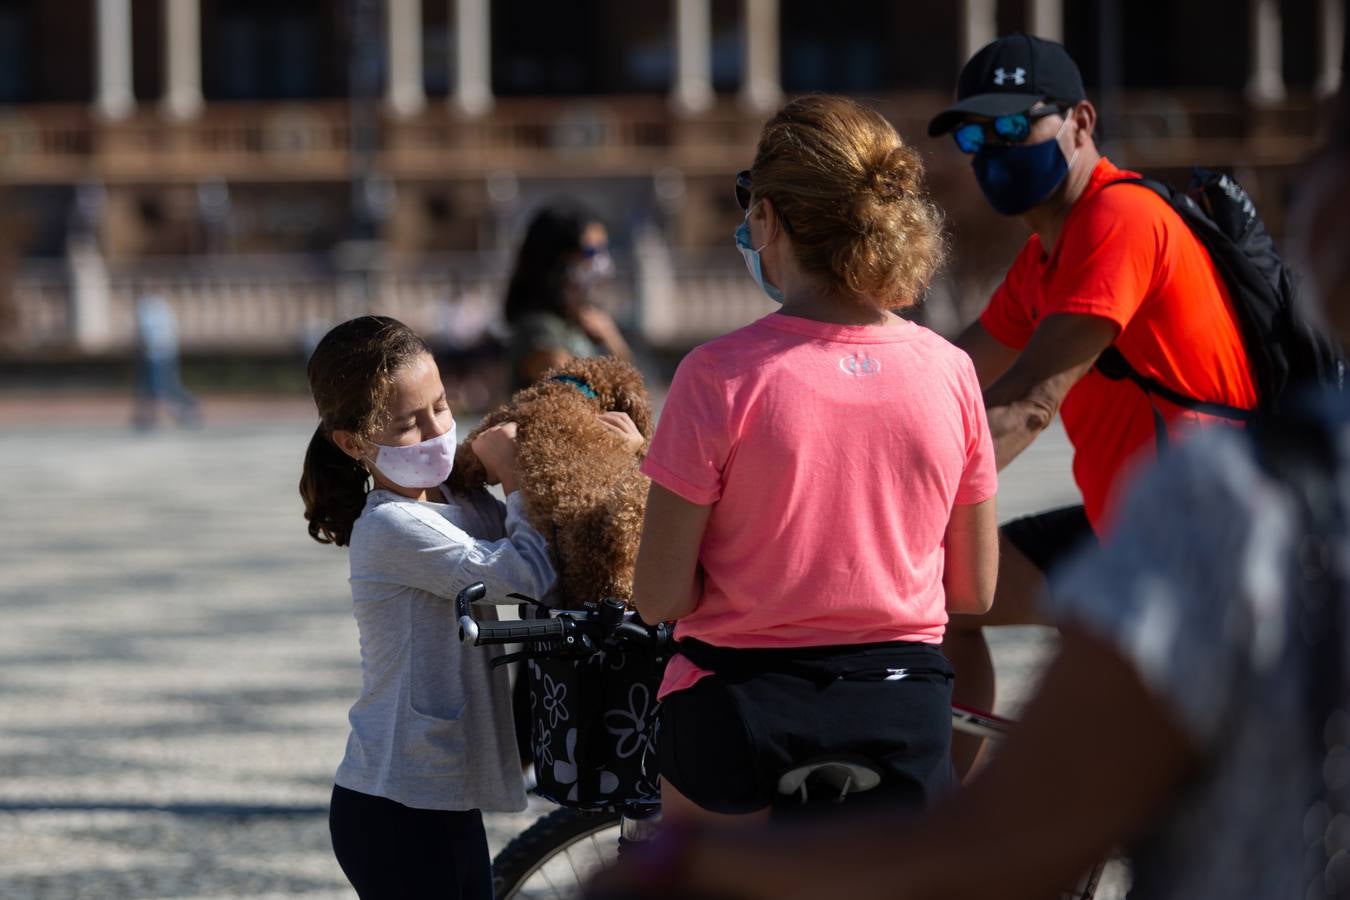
left=370, top=423, right=456, bottom=490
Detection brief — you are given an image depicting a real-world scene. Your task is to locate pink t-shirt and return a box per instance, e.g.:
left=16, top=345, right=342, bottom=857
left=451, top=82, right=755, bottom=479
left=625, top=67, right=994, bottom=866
left=641, top=313, right=997, bottom=699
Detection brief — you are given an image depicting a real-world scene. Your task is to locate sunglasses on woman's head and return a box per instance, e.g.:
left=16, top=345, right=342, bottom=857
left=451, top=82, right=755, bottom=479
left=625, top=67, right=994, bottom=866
left=735, top=169, right=754, bottom=211
left=952, top=105, right=1066, bottom=154
left=734, top=169, right=793, bottom=234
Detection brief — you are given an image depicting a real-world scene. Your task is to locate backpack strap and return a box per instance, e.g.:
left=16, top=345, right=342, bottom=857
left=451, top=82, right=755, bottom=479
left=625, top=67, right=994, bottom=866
left=1093, top=177, right=1255, bottom=452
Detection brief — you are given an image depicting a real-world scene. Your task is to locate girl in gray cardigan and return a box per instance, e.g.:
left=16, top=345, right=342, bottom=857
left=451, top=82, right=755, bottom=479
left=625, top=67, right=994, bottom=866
left=300, top=316, right=640, bottom=899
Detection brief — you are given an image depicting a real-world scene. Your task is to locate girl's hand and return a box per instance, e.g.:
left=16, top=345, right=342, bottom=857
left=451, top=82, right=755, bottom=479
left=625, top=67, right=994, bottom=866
left=471, top=422, right=521, bottom=494
left=597, top=411, right=644, bottom=455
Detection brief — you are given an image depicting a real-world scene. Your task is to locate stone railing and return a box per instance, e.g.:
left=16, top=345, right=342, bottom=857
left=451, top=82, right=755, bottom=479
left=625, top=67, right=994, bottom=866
left=5, top=245, right=776, bottom=357
left=0, top=91, right=1332, bottom=186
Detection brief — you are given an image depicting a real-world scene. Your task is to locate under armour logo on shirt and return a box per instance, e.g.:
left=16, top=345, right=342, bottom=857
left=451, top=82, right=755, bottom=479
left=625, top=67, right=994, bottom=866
left=993, top=67, right=1026, bottom=86
left=839, top=353, right=882, bottom=376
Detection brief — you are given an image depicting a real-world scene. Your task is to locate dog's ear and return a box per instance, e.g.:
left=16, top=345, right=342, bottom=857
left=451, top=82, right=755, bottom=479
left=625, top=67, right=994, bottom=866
left=558, top=356, right=654, bottom=438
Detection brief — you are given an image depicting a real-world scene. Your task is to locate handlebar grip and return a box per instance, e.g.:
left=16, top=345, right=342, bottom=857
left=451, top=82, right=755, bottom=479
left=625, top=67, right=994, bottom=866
left=456, top=582, right=488, bottom=643
left=467, top=617, right=568, bottom=645
left=455, top=582, right=487, bottom=620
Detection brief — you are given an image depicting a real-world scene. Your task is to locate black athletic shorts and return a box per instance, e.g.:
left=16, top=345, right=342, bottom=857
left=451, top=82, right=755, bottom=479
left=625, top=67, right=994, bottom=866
left=1001, top=504, right=1097, bottom=576
left=656, top=641, right=955, bottom=816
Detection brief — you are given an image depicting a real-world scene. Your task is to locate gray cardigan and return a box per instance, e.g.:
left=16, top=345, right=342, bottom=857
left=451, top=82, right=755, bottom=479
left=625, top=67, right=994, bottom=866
left=335, top=486, right=556, bottom=812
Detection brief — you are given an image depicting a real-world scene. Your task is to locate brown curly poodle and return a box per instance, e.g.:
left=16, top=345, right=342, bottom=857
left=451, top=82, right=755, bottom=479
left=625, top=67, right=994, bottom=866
left=448, top=355, right=653, bottom=607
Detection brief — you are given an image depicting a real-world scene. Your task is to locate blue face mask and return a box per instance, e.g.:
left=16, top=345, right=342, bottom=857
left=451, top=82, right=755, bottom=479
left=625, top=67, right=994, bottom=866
left=971, top=117, right=1076, bottom=216
left=734, top=213, right=785, bottom=303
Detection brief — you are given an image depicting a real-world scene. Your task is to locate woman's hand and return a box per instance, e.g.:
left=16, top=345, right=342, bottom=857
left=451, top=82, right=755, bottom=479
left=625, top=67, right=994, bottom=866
left=471, top=422, right=521, bottom=495
left=597, top=411, right=644, bottom=455
left=575, top=305, right=633, bottom=360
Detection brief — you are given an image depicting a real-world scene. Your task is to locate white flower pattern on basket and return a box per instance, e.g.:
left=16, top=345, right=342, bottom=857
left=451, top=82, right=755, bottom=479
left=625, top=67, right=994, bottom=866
left=541, top=673, right=570, bottom=729
left=552, top=728, right=620, bottom=803
left=533, top=725, right=555, bottom=769
left=604, top=682, right=654, bottom=760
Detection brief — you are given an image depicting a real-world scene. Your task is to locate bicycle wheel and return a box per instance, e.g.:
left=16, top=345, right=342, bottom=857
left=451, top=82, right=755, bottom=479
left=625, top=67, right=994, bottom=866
left=493, top=807, right=622, bottom=899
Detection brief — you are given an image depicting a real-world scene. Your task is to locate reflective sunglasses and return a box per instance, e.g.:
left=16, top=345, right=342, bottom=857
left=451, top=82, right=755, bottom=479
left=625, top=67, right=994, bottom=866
left=734, top=169, right=793, bottom=234
left=735, top=169, right=754, bottom=211
left=952, top=105, right=1066, bottom=154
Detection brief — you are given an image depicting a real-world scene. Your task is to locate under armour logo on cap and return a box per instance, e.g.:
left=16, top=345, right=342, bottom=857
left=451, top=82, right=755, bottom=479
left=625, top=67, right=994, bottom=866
left=929, top=34, right=1087, bottom=138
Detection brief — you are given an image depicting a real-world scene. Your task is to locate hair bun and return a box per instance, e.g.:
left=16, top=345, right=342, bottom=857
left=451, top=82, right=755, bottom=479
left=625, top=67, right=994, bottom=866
left=750, top=95, right=946, bottom=309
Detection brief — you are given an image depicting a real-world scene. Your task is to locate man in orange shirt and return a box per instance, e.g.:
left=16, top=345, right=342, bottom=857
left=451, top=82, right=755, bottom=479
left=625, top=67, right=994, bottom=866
left=928, top=34, right=1257, bottom=770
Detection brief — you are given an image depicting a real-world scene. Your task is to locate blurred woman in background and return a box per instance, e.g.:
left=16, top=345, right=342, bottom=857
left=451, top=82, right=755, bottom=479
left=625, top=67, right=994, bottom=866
left=503, top=201, right=633, bottom=392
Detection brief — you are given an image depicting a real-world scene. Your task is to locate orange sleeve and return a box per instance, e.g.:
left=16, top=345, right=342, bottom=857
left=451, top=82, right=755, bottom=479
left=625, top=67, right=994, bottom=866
left=978, top=242, right=1038, bottom=350
left=1042, top=187, right=1161, bottom=330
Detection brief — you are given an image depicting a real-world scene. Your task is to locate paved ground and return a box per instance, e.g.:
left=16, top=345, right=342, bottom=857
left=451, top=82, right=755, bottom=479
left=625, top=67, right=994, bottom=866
left=0, top=391, right=1111, bottom=899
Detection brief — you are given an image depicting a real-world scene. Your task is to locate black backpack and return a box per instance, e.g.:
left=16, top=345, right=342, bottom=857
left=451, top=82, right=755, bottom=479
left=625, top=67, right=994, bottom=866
left=1094, top=170, right=1345, bottom=448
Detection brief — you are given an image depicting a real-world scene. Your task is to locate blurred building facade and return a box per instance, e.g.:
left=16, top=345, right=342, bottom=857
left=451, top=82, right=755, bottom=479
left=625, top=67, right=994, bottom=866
left=0, top=0, right=1342, bottom=361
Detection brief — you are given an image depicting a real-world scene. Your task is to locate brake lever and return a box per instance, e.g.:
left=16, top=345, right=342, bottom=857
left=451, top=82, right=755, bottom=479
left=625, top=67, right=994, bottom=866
left=507, top=592, right=554, bottom=612
left=489, top=649, right=530, bottom=669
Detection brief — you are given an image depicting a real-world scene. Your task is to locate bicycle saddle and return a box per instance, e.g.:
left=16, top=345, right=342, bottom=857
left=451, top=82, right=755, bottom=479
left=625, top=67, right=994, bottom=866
left=776, top=757, right=883, bottom=804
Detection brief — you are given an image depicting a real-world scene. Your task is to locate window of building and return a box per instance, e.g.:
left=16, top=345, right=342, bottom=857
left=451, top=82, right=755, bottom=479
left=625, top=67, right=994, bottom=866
left=0, top=3, right=24, bottom=103
left=204, top=0, right=343, bottom=100
left=781, top=0, right=952, bottom=92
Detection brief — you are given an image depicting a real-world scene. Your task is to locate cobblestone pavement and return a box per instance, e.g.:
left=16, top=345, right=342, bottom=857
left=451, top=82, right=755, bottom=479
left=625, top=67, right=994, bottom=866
left=0, top=395, right=1116, bottom=898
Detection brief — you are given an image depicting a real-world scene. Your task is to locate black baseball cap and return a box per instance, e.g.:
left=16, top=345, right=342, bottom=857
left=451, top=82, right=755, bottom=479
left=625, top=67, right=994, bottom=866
left=928, top=33, right=1087, bottom=137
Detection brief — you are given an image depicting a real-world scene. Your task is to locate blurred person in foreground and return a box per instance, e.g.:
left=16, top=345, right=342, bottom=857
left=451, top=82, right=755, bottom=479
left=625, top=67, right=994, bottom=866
left=503, top=201, right=633, bottom=393
left=588, top=97, right=1350, bottom=900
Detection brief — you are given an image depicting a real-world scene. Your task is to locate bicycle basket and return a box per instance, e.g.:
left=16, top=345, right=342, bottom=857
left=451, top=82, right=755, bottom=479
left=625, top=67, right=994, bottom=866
left=526, top=635, right=666, bottom=810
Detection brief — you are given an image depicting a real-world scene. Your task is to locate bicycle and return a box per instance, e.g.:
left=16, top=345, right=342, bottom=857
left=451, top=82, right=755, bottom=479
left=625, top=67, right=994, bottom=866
left=456, top=584, right=1106, bottom=900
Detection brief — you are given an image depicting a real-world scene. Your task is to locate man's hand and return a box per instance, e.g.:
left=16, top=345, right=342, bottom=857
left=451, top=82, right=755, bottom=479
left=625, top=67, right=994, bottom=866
left=960, top=314, right=1118, bottom=470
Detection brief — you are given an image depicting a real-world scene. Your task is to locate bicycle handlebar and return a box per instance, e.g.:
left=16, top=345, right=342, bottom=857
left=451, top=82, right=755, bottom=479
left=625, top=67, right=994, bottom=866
left=455, top=582, right=671, bottom=657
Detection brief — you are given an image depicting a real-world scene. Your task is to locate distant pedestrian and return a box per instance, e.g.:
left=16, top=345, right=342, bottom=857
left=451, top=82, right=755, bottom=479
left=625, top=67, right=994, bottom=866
left=132, top=293, right=199, bottom=429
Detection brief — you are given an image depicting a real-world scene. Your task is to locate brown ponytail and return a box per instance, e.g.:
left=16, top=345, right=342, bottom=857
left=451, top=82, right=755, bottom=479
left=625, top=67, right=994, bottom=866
left=298, top=315, right=432, bottom=547
left=300, top=425, right=371, bottom=545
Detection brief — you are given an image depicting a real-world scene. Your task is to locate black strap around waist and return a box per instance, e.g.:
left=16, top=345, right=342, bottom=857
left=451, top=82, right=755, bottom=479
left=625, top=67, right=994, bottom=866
left=675, top=637, right=950, bottom=688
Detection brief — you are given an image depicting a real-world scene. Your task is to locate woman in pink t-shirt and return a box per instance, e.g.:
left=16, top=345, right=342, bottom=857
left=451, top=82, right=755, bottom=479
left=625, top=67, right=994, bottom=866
left=633, top=95, right=999, bottom=825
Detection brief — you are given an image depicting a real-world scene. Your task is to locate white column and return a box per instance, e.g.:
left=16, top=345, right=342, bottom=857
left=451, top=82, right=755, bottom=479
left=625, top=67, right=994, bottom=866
left=1027, top=0, right=1063, bottom=43
left=961, top=0, right=998, bottom=63
left=1318, top=0, right=1344, bottom=98
left=452, top=0, right=493, bottom=117
left=672, top=0, right=714, bottom=116
left=740, top=0, right=781, bottom=113
left=68, top=238, right=114, bottom=352
left=95, top=0, right=134, bottom=120
left=161, top=0, right=202, bottom=120
left=387, top=0, right=425, bottom=117
left=1246, top=0, right=1286, bottom=105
